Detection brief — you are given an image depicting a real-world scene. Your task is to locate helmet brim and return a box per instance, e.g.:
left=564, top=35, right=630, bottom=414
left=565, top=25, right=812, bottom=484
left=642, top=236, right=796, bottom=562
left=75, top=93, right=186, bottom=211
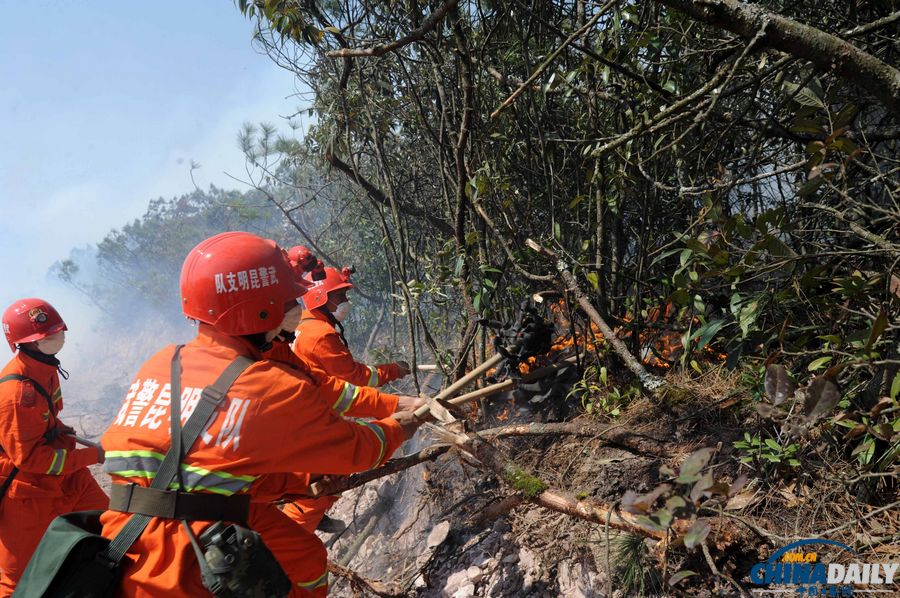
left=13, top=321, right=67, bottom=345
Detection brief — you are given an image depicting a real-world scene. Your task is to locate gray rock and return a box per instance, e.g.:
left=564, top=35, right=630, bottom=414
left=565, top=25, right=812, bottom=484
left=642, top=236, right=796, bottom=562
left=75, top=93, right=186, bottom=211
left=452, top=583, right=476, bottom=598
left=427, top=520, right=451, bottom=548
left=444, top=569, right=470, bottom=592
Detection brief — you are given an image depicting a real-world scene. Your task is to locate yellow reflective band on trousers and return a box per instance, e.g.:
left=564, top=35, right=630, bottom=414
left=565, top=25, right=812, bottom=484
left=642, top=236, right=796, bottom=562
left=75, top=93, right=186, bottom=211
left=333, top=382, right=359, bottom=415
left=52, top=387, right=62, bottom=404
left=46, top=448, right=67, bottom=475
left=297, top=571, right=328, bottom=590
left=366, top=365, right=378, bottom=386
left=103, top=450, right=256, bottom=495
left=354, top=420, right=386, bottom=468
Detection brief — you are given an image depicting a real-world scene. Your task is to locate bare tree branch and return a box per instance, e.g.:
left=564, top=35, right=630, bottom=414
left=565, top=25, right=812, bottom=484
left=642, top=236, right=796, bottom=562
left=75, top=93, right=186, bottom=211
left=326, top=0, right=460, bottom=57
left=655, top=0, right=900, bottom=114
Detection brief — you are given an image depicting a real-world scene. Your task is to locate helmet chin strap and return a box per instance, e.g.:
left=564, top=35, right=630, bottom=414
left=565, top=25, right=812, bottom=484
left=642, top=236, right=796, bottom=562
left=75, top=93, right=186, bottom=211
left=18, top=345, right=70, bottom=380
left=276, top=330, right=296, bottom=344
left=242, top=333, right=273, bottom=354
left=317, top=307, right=349, bottom=347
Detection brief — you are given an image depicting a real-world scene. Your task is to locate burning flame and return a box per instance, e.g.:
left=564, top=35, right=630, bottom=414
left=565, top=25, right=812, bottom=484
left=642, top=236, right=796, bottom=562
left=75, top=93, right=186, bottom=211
left=517, top=301, right=727, bottom=373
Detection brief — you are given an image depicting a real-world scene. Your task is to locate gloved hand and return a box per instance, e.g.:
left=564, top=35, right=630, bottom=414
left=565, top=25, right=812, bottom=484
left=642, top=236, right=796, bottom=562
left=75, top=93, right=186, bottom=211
left=395, top=360, right=411, bottom=377
left=395, top=395, right=427, bottom=412
left=392, top=410, right=430, bottom=440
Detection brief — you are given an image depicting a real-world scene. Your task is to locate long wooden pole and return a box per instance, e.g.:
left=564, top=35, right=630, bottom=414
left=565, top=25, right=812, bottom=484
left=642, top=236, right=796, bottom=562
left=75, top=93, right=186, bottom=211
left=413, top=351, right=506, bottom=418
left=445, top=355, right=579, bottom=408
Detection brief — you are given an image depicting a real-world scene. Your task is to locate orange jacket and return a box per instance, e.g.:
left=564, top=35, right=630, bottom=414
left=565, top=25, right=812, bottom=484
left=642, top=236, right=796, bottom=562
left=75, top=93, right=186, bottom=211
left=266, top=341, right=398, bottom=418
left=101, top=325, right=404, bottom=493
left=292, top=309, right=403, bottom=388
left=0, top=352, right=100, bottom=499
left=100, top=325, right=405, bottom=595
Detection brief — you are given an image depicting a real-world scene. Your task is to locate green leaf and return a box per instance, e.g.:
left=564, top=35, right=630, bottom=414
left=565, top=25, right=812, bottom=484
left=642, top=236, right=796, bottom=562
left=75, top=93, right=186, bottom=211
left=764, top=438, right=781, bottom=451
left=669, top=570, right=696, bottom=587
left=568, top=194, right=587, bottom=209
left=683, top=520, right=710, bottom=549
left=651, top=247, right=684, bottom=266
left=807, top=356, right=832, bottom=371
left=783, top=81, right=824, bottom=108
left=738, top=299, right=760, bottom=338
left=453, top=255, right=465, bottom=277
left=586, top=271, right=599, bottom=291
left=692, top=318, right=726, bottom=353
left=830, top=137, right=858, bottom=155
left=653, top=508, right=673, bottom=529
left=621, top=484, right=671, bottom=514
left=600, top=366, right=608, bottom=385
left=675, top=448, right=715, bottom=484
left=865, top=310, right=889, bottom=351
left=662, top=79, right=677, bottom=94
left=890, top=372, right=900, bottom=400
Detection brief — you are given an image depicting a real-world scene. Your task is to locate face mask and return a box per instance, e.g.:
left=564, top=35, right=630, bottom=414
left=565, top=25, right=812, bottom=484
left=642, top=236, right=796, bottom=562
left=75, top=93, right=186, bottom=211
left=332, top=301, right=352, bottom=322
left=266, top=303, right=303, bottom=343
left=36, top=331, right=65, bottom=355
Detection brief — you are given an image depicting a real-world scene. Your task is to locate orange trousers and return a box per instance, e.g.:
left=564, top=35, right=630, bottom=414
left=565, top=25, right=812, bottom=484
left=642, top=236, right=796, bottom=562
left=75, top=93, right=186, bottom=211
left=283, top=496, right=341, bottom=534
left=100, top=502, right=329, bottom=597
left=0, top=471, right=107, bottom=597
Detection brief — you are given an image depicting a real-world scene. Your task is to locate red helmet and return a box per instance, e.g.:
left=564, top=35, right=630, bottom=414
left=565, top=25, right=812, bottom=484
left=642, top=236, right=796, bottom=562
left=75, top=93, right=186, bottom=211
left=303, top=267, right=354, bottom=310
left=286, top=246, right=324, bottom=287
left=3, top=298, right=67, bottom=352
left=180, top=232, right=306, bottom=336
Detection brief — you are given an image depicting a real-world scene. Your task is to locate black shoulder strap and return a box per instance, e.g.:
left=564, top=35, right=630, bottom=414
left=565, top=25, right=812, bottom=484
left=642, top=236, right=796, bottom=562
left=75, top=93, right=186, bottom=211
left=0, top=468, right=17, bottom=505
left=103, top=346, right=256, bottom=565
left=0, top=374, right=54, bottom=413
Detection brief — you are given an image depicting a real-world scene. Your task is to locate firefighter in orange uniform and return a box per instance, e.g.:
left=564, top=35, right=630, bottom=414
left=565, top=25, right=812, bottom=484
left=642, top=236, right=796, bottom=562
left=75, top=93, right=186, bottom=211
left=281, top=252, right=422, bottom=533
left=292, top=265, right=411, bottom=388
left=0, top=298, right=107, bottom=597
left=99, top=232, right=425, bottom=597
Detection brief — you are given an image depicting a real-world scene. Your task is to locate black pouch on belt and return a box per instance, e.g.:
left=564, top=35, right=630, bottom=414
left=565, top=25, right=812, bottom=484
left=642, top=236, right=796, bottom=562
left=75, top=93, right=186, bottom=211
left=182, top=521, right=292, bottom=598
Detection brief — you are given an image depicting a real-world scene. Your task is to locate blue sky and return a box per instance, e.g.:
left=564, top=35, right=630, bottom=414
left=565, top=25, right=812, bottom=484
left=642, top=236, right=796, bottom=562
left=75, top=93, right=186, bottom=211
left=0, top=1, right=300, bottom=315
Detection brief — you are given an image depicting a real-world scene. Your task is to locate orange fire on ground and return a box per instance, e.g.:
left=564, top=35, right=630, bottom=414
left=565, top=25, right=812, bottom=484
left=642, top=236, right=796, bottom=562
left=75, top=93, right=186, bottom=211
left=516, top=301, right=727, bottom=374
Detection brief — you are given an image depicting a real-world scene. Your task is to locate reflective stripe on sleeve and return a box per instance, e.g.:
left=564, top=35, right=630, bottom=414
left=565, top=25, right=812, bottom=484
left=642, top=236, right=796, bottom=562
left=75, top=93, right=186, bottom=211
left=367, top=365, right=379, bottom=387
left=355, top=420, right=386, bottom=469
left=333, top=383, right=359, bottom=416
left=103, top=450, right=256, bottom=495
left=297, top=571, right=329, bottom=591
left=46, top=448, right=67, bottom=475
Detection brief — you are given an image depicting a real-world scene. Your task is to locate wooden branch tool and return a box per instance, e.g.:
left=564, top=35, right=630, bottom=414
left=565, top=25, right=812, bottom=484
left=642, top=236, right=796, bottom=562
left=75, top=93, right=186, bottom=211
left=70, top=434, right=101, bottom=449
left=305, top=355, right=578, bottom=497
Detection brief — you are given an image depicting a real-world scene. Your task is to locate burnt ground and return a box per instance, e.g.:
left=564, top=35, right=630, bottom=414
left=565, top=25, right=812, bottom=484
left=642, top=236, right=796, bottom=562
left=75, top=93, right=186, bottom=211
left=321, top=365, right=733, bottom=597
left=323, top=363, right=900, bottom=597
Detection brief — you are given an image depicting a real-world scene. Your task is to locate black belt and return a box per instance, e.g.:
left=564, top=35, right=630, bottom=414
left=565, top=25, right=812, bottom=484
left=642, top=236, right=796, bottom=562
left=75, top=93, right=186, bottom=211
left=109, top=483, right=250, bottom=523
